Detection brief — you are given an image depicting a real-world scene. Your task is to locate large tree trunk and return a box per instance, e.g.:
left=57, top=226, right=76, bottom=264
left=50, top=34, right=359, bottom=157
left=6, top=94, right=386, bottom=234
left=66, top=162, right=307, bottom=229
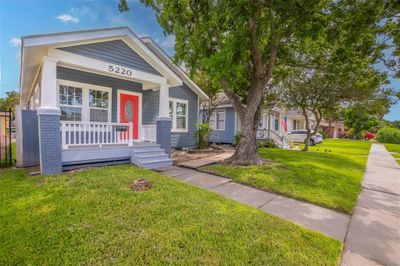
left=225, top=105, right=263, bottom=165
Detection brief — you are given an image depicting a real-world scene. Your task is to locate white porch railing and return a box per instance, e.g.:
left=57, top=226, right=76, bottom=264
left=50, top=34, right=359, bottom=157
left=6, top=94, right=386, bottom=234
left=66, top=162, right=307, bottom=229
left=61, top=121, right=133, bottom=149
left=141, top=125, right=157, bottom=142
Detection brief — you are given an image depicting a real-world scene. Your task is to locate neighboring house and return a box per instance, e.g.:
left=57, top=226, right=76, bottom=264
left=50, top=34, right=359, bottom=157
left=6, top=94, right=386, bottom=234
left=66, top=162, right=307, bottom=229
left=202, top=93, right=289, bottom=147
left=15, top=27, right=208, bottom=175
left=203, top=92, right=344, bottom=146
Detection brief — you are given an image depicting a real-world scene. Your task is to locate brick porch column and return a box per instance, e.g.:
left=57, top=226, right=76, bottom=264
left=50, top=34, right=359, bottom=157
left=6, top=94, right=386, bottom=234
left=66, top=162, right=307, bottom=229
left=156, top=83, right=172, bottom=154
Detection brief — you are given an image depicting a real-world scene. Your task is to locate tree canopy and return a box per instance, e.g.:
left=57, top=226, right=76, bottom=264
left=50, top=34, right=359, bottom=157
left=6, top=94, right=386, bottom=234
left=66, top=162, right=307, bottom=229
left=120, top=0, right=399, bottom=164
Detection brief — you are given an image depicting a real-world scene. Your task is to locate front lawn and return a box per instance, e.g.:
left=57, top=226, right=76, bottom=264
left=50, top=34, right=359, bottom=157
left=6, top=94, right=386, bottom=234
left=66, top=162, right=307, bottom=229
left=0, top=166, right=341, bottom=265
left=384, top=143, right=400, bottom=153
left=384, top=143, right=400, bottom=165
left=202, top=139, right=371, bottom=213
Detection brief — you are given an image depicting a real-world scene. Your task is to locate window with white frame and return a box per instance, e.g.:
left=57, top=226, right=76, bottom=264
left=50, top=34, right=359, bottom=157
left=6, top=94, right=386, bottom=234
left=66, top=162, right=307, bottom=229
left=89, top=89, right=109, bottom=122
left=59, top=85, right=82, bottom=121
left=58, top=81, right=111, bottom=122
left=169, top=98, right=188, bottom=132
left=209, top=110, right=225, bottom=130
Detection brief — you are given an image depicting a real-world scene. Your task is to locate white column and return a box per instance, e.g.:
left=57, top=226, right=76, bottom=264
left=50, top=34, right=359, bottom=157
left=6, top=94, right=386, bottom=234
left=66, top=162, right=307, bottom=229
left=158, top=83, right=170, bottom=118
left=39, top=56, right=59, bottom=110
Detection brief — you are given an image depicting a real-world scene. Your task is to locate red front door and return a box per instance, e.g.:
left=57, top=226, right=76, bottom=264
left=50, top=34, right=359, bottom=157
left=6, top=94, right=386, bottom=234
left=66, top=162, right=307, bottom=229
left=120, top=93, right=139, bottom=139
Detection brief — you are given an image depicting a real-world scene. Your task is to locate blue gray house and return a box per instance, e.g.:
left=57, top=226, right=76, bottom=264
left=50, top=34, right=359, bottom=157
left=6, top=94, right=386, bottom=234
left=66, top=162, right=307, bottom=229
left=15, top=27, right=208, bottom=175
left=203, top=93, right=291, bottom=146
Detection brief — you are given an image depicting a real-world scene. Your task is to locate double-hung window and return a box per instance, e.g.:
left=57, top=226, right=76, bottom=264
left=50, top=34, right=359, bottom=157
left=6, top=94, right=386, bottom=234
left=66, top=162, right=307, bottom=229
left=58, top=81, right=111, bottom=122
left=89, top=90, right=109, bottom=122
left=209, top=110, right=225, bottom=130
left=59, top=85, right=82, bottom=121
left=169, top=98, right=188, bottom=132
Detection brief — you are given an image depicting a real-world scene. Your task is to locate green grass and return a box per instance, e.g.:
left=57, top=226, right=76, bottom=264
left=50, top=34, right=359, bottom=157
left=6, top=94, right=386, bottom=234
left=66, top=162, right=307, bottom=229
left=384, top=143, right=400, bottom=153
left=0, top=142, right=15, bottom=166
left=384, top=143, right=400, bottom=165
left=0, top=165, right=341, bottom=265
left=202, top=139, right=371, bottom=214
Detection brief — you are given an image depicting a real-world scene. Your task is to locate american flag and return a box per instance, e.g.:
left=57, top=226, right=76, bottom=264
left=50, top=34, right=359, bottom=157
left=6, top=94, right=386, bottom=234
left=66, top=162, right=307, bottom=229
left=281, top=116, right=288, bottom=132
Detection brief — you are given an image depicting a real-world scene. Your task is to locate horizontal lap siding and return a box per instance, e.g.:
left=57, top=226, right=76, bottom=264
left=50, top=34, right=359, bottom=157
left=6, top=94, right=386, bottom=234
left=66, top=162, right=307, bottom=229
left=57, top=66, right=158, bottom=124
left=209, top=107, right=235, bottom=144
left=57, top=67, right=198, bottom=148
left=170, top=84, right=198, bottom=148
left=58, top=40, right=161, bottom=76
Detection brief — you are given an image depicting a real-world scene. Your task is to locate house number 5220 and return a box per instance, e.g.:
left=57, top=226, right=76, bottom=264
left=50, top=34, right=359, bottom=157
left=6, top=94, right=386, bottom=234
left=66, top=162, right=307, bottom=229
left=108, top=65, right=133, bottom=77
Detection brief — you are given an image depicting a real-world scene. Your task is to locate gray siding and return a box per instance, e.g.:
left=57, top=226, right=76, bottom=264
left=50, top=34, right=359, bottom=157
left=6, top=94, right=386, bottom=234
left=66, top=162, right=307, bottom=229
left=57, top=67, right=198, bottom=148
left=170, top=84, right=198, bottom=148
left=58, top=40, right=161, bottom=76
left=21, top=110, right=39, bottom=167
left=208, top=107, right=236, bottom=144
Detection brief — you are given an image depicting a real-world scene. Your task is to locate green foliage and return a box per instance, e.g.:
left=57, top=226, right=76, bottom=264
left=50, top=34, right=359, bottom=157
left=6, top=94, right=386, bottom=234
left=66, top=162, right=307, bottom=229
left=233, top=134, right=241, bottom=147
left=0, top=165, right=342, bottom=265
left=195, top=123, right=211, bottom=149
left=0, top=91, right=19, bottom=116
left=202, top=139, right=371, bottom=213
left=319, top=131, right=327, bottom=139
left=376, top=127, right=400, bottom=144
left=344, top=108, right=379, bottom=139
left=391, top=120, right=400, bottom=129
left=258, top=139, right=278, bottom=148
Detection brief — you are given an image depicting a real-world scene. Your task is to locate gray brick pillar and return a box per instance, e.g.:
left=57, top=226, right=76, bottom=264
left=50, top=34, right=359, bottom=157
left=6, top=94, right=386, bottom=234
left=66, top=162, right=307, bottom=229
left=37, top=108, right=62, bottom=175
left=156, top=117, right=172, bottom=154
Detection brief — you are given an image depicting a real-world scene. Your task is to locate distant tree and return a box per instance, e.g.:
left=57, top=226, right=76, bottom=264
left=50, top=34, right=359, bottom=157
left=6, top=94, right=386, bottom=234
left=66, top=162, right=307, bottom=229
left=0, top=91, right=20, bottom=117
left=192, top=71, right=220, bottom=124
left=392, top=120, right=400, bottom=129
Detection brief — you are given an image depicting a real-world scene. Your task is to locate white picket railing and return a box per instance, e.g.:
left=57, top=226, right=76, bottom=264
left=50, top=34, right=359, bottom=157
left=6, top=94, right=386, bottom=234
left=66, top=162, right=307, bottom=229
left=60, top=121, right=133, bottom=149
left=141, top=125, right=157, bottom=142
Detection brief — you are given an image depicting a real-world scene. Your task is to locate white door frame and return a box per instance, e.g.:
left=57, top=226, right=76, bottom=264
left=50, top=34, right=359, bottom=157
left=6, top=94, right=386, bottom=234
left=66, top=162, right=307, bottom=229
left=117, top=89, right=143, bottom=140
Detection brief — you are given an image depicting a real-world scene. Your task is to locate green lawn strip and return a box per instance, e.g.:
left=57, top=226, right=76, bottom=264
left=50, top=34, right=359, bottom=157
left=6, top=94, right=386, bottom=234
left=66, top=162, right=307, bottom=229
left=202, top=139, right=370, bottom=214
left=384, top=143, right=400, bottom=153
left=384, top=144, right=400, bottom=163
left=0, top=165, right=341, bottom=265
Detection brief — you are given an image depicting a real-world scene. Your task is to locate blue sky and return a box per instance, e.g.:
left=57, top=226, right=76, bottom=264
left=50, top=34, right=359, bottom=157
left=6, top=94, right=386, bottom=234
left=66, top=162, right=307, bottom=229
left=1, top=0, right=399, bottom=120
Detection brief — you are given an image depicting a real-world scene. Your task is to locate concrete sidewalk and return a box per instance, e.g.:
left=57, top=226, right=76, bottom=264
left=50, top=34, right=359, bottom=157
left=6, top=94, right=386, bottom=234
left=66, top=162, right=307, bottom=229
left=177, top=151, right=234, bottom=168
left=342, top=144, right=400, bottom=266
left=158, top=165, right=351, bottom=242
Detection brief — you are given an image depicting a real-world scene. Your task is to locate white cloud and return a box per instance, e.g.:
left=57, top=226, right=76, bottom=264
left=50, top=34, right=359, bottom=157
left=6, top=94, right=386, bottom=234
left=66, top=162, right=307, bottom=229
left=56, top=14, right=80, bottom=23
left=9, top=38, right=21, bottom=47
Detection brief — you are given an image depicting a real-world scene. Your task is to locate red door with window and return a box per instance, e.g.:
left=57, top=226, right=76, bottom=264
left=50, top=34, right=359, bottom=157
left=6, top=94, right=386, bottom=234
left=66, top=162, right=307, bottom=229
left=120, top=93, right=139, bottom=140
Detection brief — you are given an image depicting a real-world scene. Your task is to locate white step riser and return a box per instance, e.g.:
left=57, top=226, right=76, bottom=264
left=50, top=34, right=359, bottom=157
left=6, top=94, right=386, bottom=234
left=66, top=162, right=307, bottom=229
left=130, top=144, right=171, bottom=170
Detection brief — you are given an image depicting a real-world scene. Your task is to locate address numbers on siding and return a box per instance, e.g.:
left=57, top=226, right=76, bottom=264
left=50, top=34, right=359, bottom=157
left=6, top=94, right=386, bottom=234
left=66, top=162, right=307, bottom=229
left=107, top=65, right=133, bottom=77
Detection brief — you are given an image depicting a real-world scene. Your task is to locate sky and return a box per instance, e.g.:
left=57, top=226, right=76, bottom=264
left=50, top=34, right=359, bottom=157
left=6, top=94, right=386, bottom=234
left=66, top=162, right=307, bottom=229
left=0, top=0, right=399, bottom=120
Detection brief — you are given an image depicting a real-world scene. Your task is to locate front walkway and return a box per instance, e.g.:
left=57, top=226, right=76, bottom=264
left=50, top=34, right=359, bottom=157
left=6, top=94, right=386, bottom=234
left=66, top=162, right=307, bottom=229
left=341, top=144, right=400, bottom=266
left=159, top=165, right=350, bottom=242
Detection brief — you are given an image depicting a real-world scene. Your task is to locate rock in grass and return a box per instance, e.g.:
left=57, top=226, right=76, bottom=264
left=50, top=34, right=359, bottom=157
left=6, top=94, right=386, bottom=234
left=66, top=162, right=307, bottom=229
left=130, top=179, right=152, bottom=192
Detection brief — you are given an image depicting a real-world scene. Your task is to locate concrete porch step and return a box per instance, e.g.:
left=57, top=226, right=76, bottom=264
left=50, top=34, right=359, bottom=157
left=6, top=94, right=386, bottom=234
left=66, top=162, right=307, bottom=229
left=130, top=143, right=172, bottom=170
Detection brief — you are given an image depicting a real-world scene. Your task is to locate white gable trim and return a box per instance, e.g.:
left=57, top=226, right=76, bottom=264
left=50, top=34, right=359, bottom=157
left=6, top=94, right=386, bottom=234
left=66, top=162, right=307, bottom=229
left=48, top=49, right=166, bottom=89
left=22, top=27, right=182, bottom=88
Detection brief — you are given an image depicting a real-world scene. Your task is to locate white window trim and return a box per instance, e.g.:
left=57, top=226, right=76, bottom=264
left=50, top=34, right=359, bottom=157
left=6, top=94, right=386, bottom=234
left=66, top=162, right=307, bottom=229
left=57, top=79, right=112, bottom=122
left=210, top=109, right=225, bottom=131
left=169, top=97, right=188, bottom=133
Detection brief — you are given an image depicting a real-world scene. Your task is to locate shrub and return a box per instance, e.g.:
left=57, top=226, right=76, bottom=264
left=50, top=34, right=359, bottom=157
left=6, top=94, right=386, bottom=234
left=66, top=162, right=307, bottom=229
left=195, top=124, right=211, bottom=149
left=376, top=127, right=400, bottom=144
left=319, top=131, right=327, bottom=139
left=233, top=134, right=241, bottom=147
left=258, top=139, right=279, bottom=148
